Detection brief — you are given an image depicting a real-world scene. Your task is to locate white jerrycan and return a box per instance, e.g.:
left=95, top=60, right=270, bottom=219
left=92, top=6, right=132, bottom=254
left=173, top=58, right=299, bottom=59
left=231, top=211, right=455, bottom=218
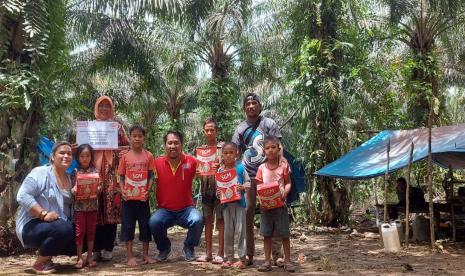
left=381, top=223, right=401, bottom=252
left=393, top=219, right=404, bottom=242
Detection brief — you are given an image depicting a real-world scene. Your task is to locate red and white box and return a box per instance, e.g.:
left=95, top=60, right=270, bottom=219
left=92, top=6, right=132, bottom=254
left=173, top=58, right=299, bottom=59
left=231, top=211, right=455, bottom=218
left=215, top=169, right=241, bottom=204
left=124, top=170, right=148, bottom=201
left=196, top=146, right=218, bottom=176
left=257, top=182, right=285, bottom=210
left=76, top=172, right=100, bottom=201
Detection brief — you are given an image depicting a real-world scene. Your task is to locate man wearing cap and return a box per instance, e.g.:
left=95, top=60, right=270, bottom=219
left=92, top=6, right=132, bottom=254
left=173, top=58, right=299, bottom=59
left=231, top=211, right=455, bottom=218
left=231, top=92, right=284, bottom=266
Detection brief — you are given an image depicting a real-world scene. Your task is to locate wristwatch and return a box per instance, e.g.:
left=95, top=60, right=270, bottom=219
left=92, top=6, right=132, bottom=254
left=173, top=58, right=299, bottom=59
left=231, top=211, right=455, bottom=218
left=40, top=210, right=48, bottom=220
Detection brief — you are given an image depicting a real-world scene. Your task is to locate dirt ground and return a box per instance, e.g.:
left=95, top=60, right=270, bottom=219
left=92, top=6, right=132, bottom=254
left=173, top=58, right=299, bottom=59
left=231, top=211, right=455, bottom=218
left=2, top=225, right=465, bottom=275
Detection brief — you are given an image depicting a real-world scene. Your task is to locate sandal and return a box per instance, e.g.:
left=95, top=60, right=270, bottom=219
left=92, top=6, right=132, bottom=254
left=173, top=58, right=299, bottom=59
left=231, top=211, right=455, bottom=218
left=274, top=257, right=285, bottom=267
left=284, top=262, right=296, bottom=273
left=212, top=255, right=224, bottom=264
left=196, top=255, right=213, bottom=262
left=258, top=263, right=272, bottom=272
left=221, top=261, right=233, bottom=268
left=232, top=261, right=246, bottom=269
left=245, top=257, right=254, bottom=266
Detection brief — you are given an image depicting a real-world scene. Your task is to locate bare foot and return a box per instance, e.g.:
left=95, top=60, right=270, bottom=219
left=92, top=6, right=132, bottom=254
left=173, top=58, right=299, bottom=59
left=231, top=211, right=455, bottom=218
left=74, top=258, right=85, bottom=269
left=143, top=256, right=156, bottom=264
left=127, top=257, right=138, bottom=266
left=87, top=259, right=97, bottom=268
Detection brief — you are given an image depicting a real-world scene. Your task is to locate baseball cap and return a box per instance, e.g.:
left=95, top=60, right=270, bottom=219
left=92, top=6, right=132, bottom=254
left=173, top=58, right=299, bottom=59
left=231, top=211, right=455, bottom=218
left=243, top=92, right=261, bottom=107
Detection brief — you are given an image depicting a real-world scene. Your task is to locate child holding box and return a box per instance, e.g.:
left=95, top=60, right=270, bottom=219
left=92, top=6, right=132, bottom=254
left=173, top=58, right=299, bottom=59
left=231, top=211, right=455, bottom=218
left=196, top=118, right=224, bottom=264
left=118, top=125, right=155, bottom=266
left=215, top=142, right=250, bottom=269
left=71, top=144, right=101, bottom=269
left=255, top=136, right=295, bottom=272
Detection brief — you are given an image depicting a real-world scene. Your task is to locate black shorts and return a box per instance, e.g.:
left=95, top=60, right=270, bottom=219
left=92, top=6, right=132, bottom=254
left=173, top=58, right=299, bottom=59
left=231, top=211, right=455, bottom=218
left=120, top=200, right=151, bottom=242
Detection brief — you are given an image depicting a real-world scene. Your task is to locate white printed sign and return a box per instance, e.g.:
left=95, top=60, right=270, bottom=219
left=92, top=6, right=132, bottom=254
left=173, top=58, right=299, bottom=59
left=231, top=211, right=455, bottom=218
left=76, top=121, right=118, bottom=149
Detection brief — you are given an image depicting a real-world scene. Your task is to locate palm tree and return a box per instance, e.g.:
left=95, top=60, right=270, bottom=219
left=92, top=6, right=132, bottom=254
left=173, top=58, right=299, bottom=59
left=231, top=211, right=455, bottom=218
left=385, top=0, right=465, bottom=126
left=0, top=0, right=69, bottom=225
left=281, top=0, right=401, bottom=226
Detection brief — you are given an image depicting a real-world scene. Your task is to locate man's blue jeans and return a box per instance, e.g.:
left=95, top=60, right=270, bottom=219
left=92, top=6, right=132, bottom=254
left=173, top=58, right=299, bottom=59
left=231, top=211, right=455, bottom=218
left=149, top=206, right=204, bottom=253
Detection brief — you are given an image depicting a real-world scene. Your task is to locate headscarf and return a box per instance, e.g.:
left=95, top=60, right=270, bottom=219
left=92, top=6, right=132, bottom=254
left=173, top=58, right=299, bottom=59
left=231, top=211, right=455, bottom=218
left=94, top=96, right=115, bottom=120
left=93, top=96, right=116, bottom=170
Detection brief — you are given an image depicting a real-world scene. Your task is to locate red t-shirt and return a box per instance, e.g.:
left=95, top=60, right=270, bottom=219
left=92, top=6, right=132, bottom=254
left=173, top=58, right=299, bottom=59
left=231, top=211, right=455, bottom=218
left=117, top=149, right=154, bottom=175
left=153, top=154, right=197, bottom=211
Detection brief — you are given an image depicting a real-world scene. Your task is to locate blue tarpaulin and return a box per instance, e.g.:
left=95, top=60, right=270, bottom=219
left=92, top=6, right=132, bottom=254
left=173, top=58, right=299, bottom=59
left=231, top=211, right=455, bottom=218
left=37, top=135, right=77, bottom=173
left=314, top=123, right=465, bottom=180
left=284, top=149, right=307, bottom=204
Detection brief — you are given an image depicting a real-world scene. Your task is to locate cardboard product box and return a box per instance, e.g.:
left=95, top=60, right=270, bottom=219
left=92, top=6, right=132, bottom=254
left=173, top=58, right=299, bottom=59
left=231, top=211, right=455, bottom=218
left=76, top=172, right=100, bottom=201
left=257, top=182, right=285, bottom=210
left=124, top=170, right=148, bottom=201
left=215, top=168, right=241, bottom=204
left=196, top=146, right=218, bottom=176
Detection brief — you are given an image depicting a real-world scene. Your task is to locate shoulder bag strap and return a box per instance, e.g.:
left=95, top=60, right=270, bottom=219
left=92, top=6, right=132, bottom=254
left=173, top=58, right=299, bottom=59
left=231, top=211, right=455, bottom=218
left=240, top=116, right=262, bottom=153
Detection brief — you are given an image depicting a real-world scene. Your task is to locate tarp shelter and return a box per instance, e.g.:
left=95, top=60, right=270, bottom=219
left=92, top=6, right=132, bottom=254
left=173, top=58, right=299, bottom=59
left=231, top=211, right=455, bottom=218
left=314, top=123, right=465, bottom=179
left=37, top=135, right=77, bottom=174
left=284, top=149, right=307, bottom=204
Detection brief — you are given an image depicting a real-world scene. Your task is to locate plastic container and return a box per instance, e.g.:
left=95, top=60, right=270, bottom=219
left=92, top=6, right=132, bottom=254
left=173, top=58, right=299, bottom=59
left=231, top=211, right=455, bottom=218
left=381, top=223, right=401, bottom=252
left=393, top=219, right=404, bottom=242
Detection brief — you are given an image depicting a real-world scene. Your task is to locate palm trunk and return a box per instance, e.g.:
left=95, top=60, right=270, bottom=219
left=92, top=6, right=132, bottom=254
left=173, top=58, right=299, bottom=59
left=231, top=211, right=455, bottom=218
left=0, top=96, right=42, bottom=226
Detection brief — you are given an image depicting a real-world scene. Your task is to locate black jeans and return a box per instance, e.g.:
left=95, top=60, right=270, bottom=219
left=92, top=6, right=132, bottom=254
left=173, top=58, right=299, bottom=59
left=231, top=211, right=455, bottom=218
left=93, top=224, right=117, bottom=252
left=22, top=218, right=75, bottom=256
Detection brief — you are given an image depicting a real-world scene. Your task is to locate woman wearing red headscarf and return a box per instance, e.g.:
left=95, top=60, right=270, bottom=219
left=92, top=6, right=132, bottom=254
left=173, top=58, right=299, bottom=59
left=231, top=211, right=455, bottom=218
left=92, top=96, right=129, bottom=261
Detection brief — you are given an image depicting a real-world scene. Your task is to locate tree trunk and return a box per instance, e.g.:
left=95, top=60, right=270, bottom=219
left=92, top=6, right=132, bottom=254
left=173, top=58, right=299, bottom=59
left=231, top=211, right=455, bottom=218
left=0, top=99, right=41, bottom=226
left=313, top=176, right=349, bottom=226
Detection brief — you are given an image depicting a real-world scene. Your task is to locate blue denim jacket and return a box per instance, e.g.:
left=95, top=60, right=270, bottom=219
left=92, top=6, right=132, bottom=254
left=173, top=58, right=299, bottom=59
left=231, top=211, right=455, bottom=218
left=15, top=165, right=72, bottom=246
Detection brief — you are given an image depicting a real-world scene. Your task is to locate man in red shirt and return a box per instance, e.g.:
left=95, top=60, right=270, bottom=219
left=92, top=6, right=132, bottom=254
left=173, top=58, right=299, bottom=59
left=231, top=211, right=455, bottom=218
left=148, top=130, right=204, bottom=262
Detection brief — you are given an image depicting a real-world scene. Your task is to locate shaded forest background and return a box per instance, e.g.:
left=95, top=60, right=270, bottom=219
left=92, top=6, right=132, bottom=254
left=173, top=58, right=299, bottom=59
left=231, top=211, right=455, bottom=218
left=1, top=0, right=465, bottom=229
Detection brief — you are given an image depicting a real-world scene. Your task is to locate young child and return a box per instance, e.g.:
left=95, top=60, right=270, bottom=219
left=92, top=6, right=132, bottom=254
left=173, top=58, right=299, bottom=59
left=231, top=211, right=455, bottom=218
left=255, top=136, right=295, bottom=272
left=196, top=118, right=225, bottom=264
left=216, top=142, right=250, bottom=269
left=118, top=125, right=155, bottom=266
left=71, top=144, right=100, bottom=268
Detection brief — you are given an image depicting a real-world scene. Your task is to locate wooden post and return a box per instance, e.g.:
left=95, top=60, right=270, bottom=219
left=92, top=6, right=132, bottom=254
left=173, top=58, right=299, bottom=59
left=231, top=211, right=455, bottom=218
left=372, top=178, right=379, bottom=226
left=405, top=142, right=414, bottom=247
left=384, top=139, right=391, bottom=223
left=427, top=104, right=435, bottom=248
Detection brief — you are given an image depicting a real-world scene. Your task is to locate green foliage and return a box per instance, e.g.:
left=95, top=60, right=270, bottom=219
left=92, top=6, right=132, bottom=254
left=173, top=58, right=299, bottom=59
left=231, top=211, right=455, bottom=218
left=198, top=78, right=240, bottom=141
left=1, top=0, right=71, bottom=142
left=401, top=51, right=441, bottom=127
left=3, top=0, right=465, bottom=226
left=0, top=62, right=39, bottom=112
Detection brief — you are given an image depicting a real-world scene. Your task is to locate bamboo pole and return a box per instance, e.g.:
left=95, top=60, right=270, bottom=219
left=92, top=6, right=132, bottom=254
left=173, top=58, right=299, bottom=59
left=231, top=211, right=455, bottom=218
left=427, top=103, right=435, bottom=248
left=384, top=139, right=391, bottom=223
left=405, top=142, right=414, bottom=247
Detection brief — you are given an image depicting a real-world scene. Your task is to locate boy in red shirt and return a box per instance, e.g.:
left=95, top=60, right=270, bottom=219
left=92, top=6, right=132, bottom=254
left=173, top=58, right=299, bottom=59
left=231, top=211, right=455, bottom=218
left=118, top=125, right=155, bottom=266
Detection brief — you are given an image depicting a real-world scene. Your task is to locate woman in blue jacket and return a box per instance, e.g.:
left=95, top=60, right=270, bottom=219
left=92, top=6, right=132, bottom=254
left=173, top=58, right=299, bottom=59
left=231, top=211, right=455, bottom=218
left=16, top=141, right=75, bottom=274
